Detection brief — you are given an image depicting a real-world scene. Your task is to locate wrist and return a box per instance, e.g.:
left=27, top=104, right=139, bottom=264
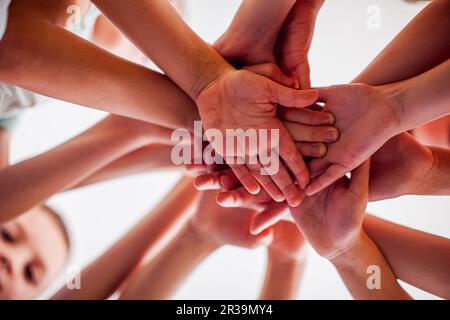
left=190, top=52, right=235, bottom=101
left=268, top=248, right=307, bottom=268
left=326, top=230, right=366, bottom=266
left=376, top=82, right=410, bottom=135
left=185, top=222, right=223, bottom=253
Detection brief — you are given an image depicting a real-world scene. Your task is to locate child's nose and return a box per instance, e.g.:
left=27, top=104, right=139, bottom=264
left=0, top=254, right=12, bottom=275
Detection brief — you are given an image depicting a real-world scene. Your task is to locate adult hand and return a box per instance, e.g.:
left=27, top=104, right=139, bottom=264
left=370, top=133, right=435, bottom=200
left=304, top=84, right=400, bottom=196
left=277, top=0, right=324, bottom=89
left=290, top=161, right=370, bottom=259
left=188, top=190, right=273, bottom=249
left=196, top=69, right=319, bottom=206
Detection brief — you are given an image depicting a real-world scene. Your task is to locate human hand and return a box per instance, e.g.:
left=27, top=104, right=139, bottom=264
left=290, top=161, right=370, bottom=259
left=277, top=0, right=324, bottom=89
left=370, top=133, right=435, bottom=201
left=305, top=84, right=400, bottom=196
left=196, top=69, right=319, bottom=206
left=188, top=190, right=274, bottom=249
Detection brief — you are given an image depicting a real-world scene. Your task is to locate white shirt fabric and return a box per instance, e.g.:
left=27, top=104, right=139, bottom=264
left=0, top=0, right=11, bottom=42
left=0, top=83, right=37, bottom=119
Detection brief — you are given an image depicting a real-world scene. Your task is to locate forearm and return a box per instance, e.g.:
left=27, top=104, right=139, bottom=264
left=259, top=250, right=306, bottom=300
left=0, top=5, right=198, bottom=130
left=92, top=0, right=233, bottom=99
left=382, top=59, right=450, bottom=133
left=120, top=225, right=219, bottom=300
left=354, top=0, right=450, bottom=85
left=329, top=231, right=412, bottom=300
left=73, top=144, right=177, bottom=189
left=53, top=177, right=198, bottom=300
left=363, top=215, right=450, bottom=299
left=0, top=116, right=151, bottom=222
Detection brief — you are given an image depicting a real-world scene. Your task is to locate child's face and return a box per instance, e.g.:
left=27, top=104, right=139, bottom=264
left=0, top=207, right=68, bottom=300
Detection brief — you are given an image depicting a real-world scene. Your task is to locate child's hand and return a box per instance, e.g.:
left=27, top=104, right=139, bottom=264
left=269, top=221, right=307, bottom=261
left=370, top=133, right=435, bottom=200
left=188, top=190, right=274, bottom=249
left=290, top=160, right=370, bottom=259
left=196, top=69, right=319, bottom=206
left=305, top=84, right=400, bottom=196
left=277, top=0, right=324, bottom=89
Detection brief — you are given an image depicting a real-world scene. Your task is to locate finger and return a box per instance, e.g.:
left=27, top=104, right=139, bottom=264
left=296, top=142, right=327, bottom=158
left=296, top=61, right=311, bottom=90
left=262, top=159, right=303, bottom=207
left=250, top=202, right=289, bottom=235
left=194, top=170, right=240, bottom=191
left=308, top=158, right=331, bottom=178
left=244, top=63, right=294, bottom=87
left=305, top=163, right=348, bottom=196
left=268, top=79, right=319, bottom=108
left=249, top=227, right=274, bottom=248
left=216, top=187, right=271, bottom=210
left=184, top=164, right=208, bottom=176
left=278, top=129, right=310, bottom=190
left=247, top=161, right=285, bottom=202
left=349, top=159, right=371, bottom=197
left=228, top=163, right=260, bottom=194
left=278, top=107, right=335, bottom=125
left=283, top=122, right=339, bottom=143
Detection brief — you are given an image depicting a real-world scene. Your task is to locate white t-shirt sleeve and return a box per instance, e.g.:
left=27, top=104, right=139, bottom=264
left=0, top=0, right=12, bottom=42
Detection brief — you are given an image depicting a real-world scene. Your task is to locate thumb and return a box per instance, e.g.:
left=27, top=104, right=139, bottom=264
left=244, top=63, right=294, bottom=87
left=269, top=79, right=318, bottom=108
left=295, top=61, right=311, bottom=90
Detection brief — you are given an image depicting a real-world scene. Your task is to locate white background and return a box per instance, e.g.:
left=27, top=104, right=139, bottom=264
left=9, top=0, right=448, bottom=300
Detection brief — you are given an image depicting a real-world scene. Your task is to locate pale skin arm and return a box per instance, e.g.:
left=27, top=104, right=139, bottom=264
left=72, top=144, right=176, bottom=189
left=329, top=231, right=412, bottom=300
left=0, top=0, right=199, bottom=130
left=91, top=0, right=232, bottom=99
left=119, top=225, right=218, bottom=300
left=354, top=0, right=450, bottom=85
left=0, top=116, right=173, bottom=223
left=382, top=59, right=450, bottom=133
left=52, top=177, right=198, bottom=300
left=363, top=215, right=450, bottom=299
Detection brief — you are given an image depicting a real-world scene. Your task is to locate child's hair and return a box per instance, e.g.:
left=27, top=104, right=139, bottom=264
left=41, top=205, right=71, bottom=253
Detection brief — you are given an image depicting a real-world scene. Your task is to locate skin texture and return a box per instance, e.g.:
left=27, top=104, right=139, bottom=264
left=0, top=206, right=68, bottom=300
left=259, top=221, right=307, bottom=300
left=363, top=215, right=450, bottom=299
left=0, top=0, right=199, bottom=130
left=52, top=177, right=198, bottom=300
left=0, top=115, right=174, bottom=223
left=120, top=190, right=273, bottom=300
left=290, top=161, right=411, bottom=300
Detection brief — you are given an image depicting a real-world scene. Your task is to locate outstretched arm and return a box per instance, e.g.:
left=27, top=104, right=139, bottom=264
left=0, top=0, right=199, bottom=130
left=0, top=116, right=172, bottom=222
left=52, top=177, right=198, bottom=300
left=363, top=215, right=450, bottom=299
left=354, top=0, right=450, bottom=85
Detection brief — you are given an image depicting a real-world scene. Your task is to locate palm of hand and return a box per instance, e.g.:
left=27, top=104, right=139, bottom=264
left=307, top=84, right=398, bottom=195
left=291, top=178, right=366, bottom=258
left=370, top=133, right=434, bottom=200
left=191, top=191, right=271, bottom=249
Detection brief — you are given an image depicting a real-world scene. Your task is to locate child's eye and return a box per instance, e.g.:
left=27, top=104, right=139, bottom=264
left=24, top=265, right=37, bottom=284
left=0, top=228, right=14, bottom=243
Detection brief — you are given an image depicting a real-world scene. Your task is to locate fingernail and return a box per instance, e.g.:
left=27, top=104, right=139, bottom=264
left=313, top=144, right=326, bottom=157
left=323, top=113, right=335, bottom=125
left=326, top=129, right=339, bottom=142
